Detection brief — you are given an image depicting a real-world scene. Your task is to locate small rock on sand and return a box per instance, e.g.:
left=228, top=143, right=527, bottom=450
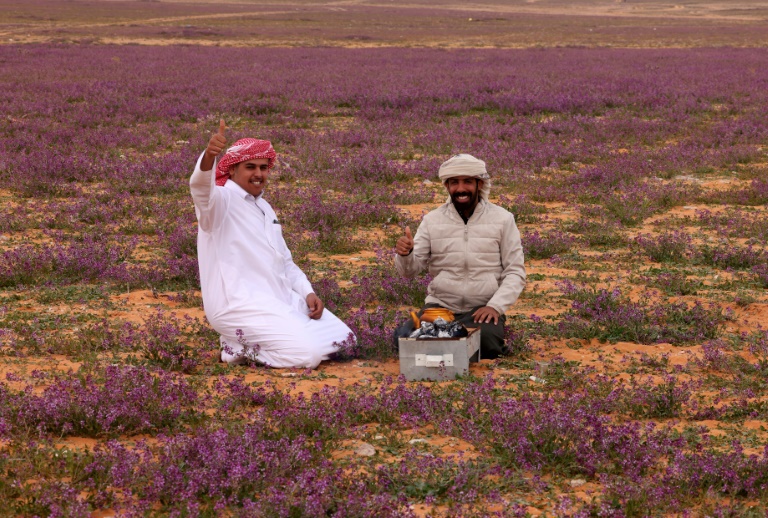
left=355, top=442, right=376, bottom=456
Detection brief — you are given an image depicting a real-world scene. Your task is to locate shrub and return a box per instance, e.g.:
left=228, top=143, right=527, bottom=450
left=282, top=190, right=400, bottom=254
left=602, top=191, right=657, bottom=227
left=522, top=230, right=579, bottom=259
left=565, top=205, right=626, bottom=247
left=553, top=281, right=725, bottom=344
left=696, top=208, right=768, bottom=241
left=638, top=270, right=701, bottom=295
left=332, top=306, right=403, bottom=360
left=695, top=242, right=766, bottom=270
left=486, top=391, right=653, bottom=478
left=634, top=231, right=692, bottom=263
left=349, top=256, right=431, bottom=308
left=0, top=365, right=201, bottom=438
left=504, top=319, right=533, bottom=356
left=719, top=178, right=768, bottom=205
left=753, top=264, right=768, bottom=288
left=138, top=310, right=202, bottom=373
left=498, top=194, right=546, bottom=223
left=0, top=234, right=136, bottom=288
left=621, top=375, right=695, bottom=419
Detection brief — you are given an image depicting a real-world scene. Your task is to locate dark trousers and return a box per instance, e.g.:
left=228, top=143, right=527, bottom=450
left=393, top=303, right=506, bottom=359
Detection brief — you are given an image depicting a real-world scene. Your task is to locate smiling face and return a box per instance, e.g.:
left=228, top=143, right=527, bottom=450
left=229, top=158, right=271, bottom=197
left=446, top=176, right=481, bottom=215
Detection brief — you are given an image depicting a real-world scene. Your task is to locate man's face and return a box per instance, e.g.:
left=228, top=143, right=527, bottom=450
left=446, top=176, right=480, bottom=213
left=230, top=158, right=270, bottom=197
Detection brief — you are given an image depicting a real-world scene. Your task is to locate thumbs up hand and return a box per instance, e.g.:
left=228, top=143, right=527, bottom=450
left=206, top=119, right=228, bottom=158
left=201, top=119, right=227, bottom=172
left=395, top=226, right=414, bottom=256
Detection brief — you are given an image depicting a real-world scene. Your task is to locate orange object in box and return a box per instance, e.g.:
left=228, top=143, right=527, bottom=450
left=411, top=308, right=455, bottom=327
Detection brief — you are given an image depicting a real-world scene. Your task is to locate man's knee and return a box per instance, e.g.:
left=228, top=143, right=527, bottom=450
left=393, top=318, right=415, bottom=348
left=455, top=308, right=506, bottom=359
left=478, top=317, right=506, bottom=359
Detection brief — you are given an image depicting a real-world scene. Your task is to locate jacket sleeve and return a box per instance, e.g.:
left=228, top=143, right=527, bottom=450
left=486, top=214, right=526, bottom=314
left=394, top=219, right=431, bottom=278
left=189, top=151, right=225, bottom=233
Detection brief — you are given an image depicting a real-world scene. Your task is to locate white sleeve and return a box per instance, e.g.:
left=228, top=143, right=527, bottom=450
left=189, top=151, right=224, bottom=232
left=281, top=235, right=314, bottom=299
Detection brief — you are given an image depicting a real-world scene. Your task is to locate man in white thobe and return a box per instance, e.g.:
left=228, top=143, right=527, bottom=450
left=190, top=120, right=354, bottom=368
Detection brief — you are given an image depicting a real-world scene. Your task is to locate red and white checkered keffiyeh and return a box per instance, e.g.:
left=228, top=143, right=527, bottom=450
left=215, top=138, right=276, bottom=186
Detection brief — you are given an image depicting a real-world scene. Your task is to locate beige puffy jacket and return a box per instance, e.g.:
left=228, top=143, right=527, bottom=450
left=395, top=199, right=526, bottom=315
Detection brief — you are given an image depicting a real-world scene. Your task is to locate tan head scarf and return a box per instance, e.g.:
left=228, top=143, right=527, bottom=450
left=437, top=154, right=491, bottom=201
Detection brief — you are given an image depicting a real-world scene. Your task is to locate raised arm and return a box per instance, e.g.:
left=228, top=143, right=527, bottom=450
left=190, top=120, right=228, bottom=231
left=395, top=223, right=430, bottom=278
left=201, top=119, right=227, bottom=172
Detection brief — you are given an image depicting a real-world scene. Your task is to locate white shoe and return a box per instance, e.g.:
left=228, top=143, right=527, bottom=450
left=220, top=348, right=247, bottom=365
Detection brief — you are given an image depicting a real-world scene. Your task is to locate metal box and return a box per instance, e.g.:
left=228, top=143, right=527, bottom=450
left=398, top=328, right=481, bottom=381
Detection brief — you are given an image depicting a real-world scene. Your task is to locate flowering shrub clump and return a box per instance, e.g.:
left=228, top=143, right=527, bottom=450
left=373, top=450, right=497, bottom=504
left=697, top=339, right=732, bottom=372
left=637, top=269, right=702, bottom=295
left=156, top=215, right=201, bottom=288
left=498, top=194, right=547, bottom=224
left=552, top=282, right=725, bottom=344
left=138, top=310, right=203, bottom=373
left=282, top=190, right=402, bottom=254
left=753, top=264, right=768, bottom=289
left=565, top=205, right=626, bottom=247
left=348, top=256, right=431, bottom=308
left=0, top=365, right=201, bottom=438
left=621, top=375, right=696, bottom=419
left=332, top=306, right=402, bottom=360
left=696, top=208, right=768, bottom=242
left=634, top=231, right=693, bottom=263
left=601, top=190, right=660, bottom=227
left=0, top=474, right=92, bottom=518
left=522, top=230, right=579, bottom=259
left=718, top=178, right=768, bottom=206
left=0, top=234, right=137, bottom=288
left=504, top=323, right=533, bottom=356
left=695, top=242, right=767, bottom=270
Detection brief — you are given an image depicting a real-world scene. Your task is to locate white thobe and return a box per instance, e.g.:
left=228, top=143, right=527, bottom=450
left=190, top=153, right=354, bottom=368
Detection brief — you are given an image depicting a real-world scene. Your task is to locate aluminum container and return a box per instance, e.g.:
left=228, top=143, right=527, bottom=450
left=398, top=327, right=481, bottom=381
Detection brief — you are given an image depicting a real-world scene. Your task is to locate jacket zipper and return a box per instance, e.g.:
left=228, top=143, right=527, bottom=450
left=462, top=222, right=469, bottom=310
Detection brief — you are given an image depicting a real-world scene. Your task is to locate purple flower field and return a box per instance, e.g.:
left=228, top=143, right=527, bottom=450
left=1, top=35, right=768, bottom=516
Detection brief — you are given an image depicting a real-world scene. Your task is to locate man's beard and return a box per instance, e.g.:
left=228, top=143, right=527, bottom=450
left=451, top=189, right=479, bottom=213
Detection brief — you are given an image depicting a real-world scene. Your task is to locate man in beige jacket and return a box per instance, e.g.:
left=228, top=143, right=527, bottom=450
left=394, top=154, right=526, bottom=358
